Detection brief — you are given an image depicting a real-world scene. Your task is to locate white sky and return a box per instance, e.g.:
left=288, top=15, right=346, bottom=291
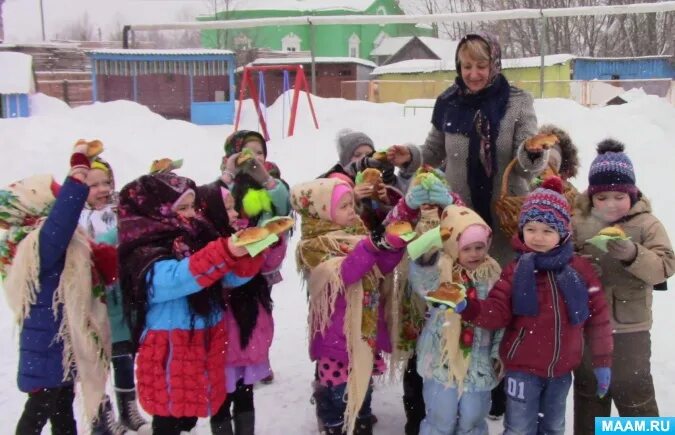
left=2, top=0, right=210, bottom=42
left=2, top=0, right=423, bottom=43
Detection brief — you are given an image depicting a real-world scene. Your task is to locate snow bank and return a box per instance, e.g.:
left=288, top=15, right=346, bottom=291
left=0, top=90, right=674, bottom=434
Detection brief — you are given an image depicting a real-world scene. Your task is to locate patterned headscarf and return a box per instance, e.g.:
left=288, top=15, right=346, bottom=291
left=0, top=174, right=59, bottom=278
left=118, top=173, right=223, bottom=346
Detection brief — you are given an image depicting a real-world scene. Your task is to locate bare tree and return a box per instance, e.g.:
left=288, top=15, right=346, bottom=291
left=56, top=12, right=95, bottom=41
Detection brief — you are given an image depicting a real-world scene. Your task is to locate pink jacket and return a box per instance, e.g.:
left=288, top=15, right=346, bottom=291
left=309, top=240, right=403, bottom=363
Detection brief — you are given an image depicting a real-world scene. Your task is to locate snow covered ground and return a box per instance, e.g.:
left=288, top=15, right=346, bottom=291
left=0, top=90, right=674, bottom=434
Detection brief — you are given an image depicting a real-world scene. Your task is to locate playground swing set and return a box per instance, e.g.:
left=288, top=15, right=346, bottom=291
left=234, top=64, right=319, bottom=141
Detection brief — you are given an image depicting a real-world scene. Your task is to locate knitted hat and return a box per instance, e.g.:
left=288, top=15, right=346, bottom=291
left=518, top=177, right=571, bottom=239
left=458, top=224, right=491, bottom=250
left=224, top=130, right=267, bottom=158
left=291, top=178, right=351, bottom=222
left=336, top=128, right=375, bottom=167
left=587, top=139, right=637, bottom=201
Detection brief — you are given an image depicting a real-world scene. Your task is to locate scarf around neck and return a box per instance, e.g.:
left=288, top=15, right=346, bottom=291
left=512, top=241, right=589, bottom=325
left=432, top=74, right=510, bottom=225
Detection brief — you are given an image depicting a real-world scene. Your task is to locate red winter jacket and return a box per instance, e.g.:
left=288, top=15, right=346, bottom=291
left=461, top=238, right=613, bottom=378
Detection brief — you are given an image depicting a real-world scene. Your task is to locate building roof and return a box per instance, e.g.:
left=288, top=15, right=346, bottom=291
left=0, top=52, right=34, bottom=94
left=251, top=56, right=376, bottom=68
left=370, top=36, right=460, bottom=61
left=87, top=49, right=235, bottom=57
left=372, top=53, right=575, bottom=75
left=218, top=0, right=377, bottom=13
left=370, top=37, right=412, bottom=57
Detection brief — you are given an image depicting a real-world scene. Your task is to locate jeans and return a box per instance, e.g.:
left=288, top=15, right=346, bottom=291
left=503, top=370, right=571, bottom=435
left=420, top=378, right=491, bottom=435
left=314, top=381, right=373, bottom=428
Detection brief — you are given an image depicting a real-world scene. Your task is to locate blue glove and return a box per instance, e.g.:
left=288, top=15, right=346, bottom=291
left=405, top=184, right=429, bottom=210
left=428, top=182, right=454, bottom=208
left=593, top=367, right=611, bottom=398
left=454, top=299, right=467, bottom=313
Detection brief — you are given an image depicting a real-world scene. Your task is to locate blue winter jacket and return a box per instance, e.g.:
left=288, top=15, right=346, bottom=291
left=18, top=177, right=88, bottom=392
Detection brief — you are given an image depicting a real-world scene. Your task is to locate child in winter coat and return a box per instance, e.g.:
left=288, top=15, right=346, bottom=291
left=409, top=205, right=502, bottom=435
left=197, top=181, right=285, bottom=435
left=220, top=130, right=291, bottom=228
left=117, top=173, right=264, bottom=435
left=215, top=130, right=291, bottom=387
left=455, top=177, right=613, bottom=435
left=292, top=178, right=409, bottom=435
left=1, top=144, right=111, bottom=434
left=382, top=168, right=461, bottom=435
left=571, top=140, right=675, bottom=435
left=78, top=152, right=150, bottom=435
left=321, top=129, right=405, bottom=230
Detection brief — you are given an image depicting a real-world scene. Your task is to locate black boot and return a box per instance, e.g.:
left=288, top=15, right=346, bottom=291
left=353, top=417, right=373, bottom=435
left=211, top=417, right=234, bottom=435
left=233, top=411, right=254, bottom=435
left=91, top=395, right=129, bottom=435
left=323, top=426, right=343, bottom=435
left=116, top=390, right=150, bottom=433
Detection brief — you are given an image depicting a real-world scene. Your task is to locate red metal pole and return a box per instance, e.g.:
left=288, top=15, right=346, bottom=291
left=233, top=68, right=249, bottom=131
left=298, top=67, right=319, bottom=129
left=287, top=66, right=303, bottom=137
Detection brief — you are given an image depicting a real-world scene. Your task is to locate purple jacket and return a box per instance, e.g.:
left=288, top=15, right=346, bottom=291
left=309, top=240, right=403, bottom=362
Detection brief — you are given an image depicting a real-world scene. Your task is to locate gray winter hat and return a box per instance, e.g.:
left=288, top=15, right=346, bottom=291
left=336, top=128, right=375, bottom=167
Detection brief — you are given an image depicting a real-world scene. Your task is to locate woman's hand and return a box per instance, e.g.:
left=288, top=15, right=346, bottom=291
left=353, top=184, right=374, bottom=200
left=387, top=145, right=412, bottom=167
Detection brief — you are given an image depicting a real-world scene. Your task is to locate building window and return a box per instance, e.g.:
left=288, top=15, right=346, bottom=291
left=282, top=32, right=301, bottom=52
left=234, top=33, right=252, bottom=50
left=376, top=6, right=387, bottom=14
left=373, top=31, right=388, bottom=48
left=349, top=33, right=360, bottom=58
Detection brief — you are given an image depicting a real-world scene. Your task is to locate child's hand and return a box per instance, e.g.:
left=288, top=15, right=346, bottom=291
left=453, top=299, right=467, bottom=313
left=241, top=159, right=272, bottom=187
left=492, top=358, right=504, bottom=379
left=226, top=235, right=249, bottom=258
left=606, top=239, right=637, bottom=262
left=593, top=367, right=611, bottom=398
left=387, top=145, right=412, bottom=167
left=428, top=182, right=454, bottom=208
left=221, top=154, right=237, bottom=184
left=375, top=184, right=389, bottom=204
left=405, top=184, right=429, bottom=209
left=70, top=141, right=93, bottom=180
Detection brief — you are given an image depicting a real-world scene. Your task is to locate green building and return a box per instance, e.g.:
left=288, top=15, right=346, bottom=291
left=200, top=0, right=432, bottom=60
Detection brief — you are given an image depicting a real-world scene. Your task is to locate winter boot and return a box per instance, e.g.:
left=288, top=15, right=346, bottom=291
left=210, top=417, right=234, bottom=435
left=353, top=417, right=373, bottom=435
left=116, top=389, right=151, bottom=433
left=260, top=370, right=274, bottom=385
left=323, top=426, right=343, bottom=435
left=233, top=411, right=255, bottom=435
left=91, top=395, right=129, bottom=435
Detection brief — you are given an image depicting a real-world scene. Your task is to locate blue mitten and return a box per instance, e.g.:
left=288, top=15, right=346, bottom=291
left=593, top=367, right=611, bottom=398
left=405, top=184, right=429, bottom=210
left=428, top=182, right=454, bottom=208
left=454, top=299, right=467, bottom=313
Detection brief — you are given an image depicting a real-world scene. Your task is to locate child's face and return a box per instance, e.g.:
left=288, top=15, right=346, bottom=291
left=458, top=241, right=488, bottom=271
left=522, top=221, right=561, bottom=253
left=350, top=145, right=374, bottom=164
left=592, top=191, right=631, bottom=223
left=174, top=192, right=196, bottom=219
left=224, top=195, right=239, bottom=227
left=244, top=141, right=266, bottom=165
left=333, top=192, right=357, bottom=227
left=85, top=169, right=113, bottom=210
